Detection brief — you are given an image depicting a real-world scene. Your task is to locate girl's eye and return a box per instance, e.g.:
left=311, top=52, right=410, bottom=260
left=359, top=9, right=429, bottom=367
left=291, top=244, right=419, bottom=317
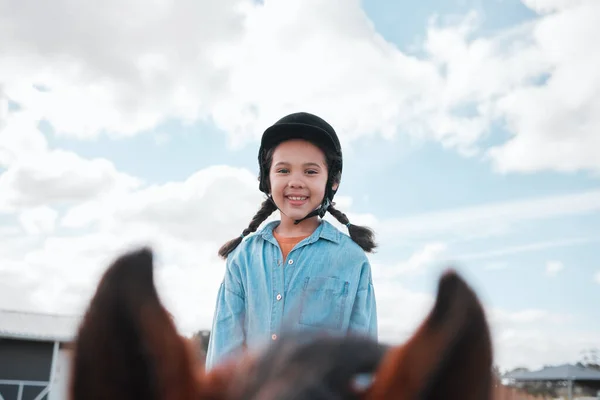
left=306, top=170, right=318, bottom=175
left=276, top=168, right=289, bottom=174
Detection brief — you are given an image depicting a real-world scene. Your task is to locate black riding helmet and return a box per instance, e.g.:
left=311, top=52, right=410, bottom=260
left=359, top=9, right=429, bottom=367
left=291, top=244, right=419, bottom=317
left=258, top=112, right=343, bottom=224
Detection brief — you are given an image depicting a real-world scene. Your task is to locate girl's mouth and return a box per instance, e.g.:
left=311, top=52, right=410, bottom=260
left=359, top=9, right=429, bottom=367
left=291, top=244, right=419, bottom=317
left=287, top=196, right=307, bottom=201
left=286, top=195, right=308, bottom=205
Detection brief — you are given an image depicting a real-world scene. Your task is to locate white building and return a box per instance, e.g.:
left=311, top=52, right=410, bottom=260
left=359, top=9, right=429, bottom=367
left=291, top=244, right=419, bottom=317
left=0, top=308, right=81, bottom=400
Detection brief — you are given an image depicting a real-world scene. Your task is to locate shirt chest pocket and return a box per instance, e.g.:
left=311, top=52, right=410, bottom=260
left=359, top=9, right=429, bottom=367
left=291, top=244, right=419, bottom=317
left=299, top=276, right=349, bottom=331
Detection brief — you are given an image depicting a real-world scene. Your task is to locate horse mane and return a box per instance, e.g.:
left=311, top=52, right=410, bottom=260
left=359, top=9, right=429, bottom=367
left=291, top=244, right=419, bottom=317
left=68, top=247, right=494, bottom=400
left=224, top=333, right=389, bottom=400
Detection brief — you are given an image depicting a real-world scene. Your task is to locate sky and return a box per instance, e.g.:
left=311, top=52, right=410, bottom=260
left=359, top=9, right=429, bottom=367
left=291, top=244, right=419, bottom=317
left=0, top=0, right=599, bottom=373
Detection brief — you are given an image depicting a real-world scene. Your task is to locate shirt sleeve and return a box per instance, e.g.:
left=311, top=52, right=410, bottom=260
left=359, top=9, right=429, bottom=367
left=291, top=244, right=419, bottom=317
left=348, top=259, right=378, bottom=339
left=205, top=257, right=246, bottom=370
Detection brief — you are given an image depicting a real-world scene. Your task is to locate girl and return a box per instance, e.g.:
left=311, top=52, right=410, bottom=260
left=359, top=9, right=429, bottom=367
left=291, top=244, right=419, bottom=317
left=205, top=111, right=378, bottom=370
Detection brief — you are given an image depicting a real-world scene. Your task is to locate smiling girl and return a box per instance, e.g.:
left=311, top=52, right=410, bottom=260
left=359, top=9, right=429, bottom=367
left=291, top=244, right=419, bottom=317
left=205, top=112, right=379, bottom=370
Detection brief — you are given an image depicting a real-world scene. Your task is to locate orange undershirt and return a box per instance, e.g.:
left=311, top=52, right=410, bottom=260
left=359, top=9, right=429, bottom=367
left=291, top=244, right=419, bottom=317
left=273, top=231, right=309, bottom=261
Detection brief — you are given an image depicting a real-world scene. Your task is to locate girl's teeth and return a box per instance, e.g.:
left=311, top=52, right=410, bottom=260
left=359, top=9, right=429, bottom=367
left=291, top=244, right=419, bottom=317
left=289, top=196, right=307, bottom=201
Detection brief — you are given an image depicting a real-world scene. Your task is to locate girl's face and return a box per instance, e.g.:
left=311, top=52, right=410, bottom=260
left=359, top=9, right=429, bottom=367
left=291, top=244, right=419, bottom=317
left=268, top=139, right=333, bottom=223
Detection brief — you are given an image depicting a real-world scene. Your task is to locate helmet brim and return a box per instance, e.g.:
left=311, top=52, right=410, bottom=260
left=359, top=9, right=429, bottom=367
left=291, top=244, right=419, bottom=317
left=260, top=122, right=341, bottom=155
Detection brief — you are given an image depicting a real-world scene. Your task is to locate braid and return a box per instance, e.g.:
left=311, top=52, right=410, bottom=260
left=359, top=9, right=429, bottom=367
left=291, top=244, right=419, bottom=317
left=218, top=198, right=277, bottom=259
left=327, top=204, right=377, bottom=253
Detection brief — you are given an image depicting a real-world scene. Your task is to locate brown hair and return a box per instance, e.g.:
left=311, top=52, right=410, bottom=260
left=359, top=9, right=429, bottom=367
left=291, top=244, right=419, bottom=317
left=218, top=145, right=377, bottom=259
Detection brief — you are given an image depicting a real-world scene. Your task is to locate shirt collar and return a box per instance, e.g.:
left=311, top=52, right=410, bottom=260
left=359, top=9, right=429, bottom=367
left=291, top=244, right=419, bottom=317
left=257, top=219, right=341, bottom=246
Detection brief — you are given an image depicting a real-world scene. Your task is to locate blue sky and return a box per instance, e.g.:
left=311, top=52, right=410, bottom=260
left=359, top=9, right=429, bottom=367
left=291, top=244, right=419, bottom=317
left=1, top=0, right=599, bottom=372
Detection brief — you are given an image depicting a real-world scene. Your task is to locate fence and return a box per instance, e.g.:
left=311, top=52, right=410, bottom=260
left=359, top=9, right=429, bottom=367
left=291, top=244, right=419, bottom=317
left=0, top=379, right=50, bottom=400
left=493, top=381, right=552, bottom=400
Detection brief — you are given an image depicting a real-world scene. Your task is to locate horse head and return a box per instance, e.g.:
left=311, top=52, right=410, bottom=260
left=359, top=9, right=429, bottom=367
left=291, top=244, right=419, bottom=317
left=68, top=247, right=493, bottom=400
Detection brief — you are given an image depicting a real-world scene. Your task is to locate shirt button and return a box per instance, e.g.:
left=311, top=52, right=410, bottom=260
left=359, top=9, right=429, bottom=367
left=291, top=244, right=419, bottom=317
left=276, top=293, right=282, bottom=301
left=272, top=334, right=277, bottom=340
left=288, top=259, right=294, bottom=265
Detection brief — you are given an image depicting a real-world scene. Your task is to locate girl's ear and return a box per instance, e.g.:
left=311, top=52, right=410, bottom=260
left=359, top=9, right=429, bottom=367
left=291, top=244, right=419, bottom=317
left=332, top=181, right=339, bottom=191
left=364, top=269, right=493, bottom=400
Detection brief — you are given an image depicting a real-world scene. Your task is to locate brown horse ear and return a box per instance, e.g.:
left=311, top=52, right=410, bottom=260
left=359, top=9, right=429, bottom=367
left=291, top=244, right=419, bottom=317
left=69, top=247, right=203, bottom=400
left=365, top=269, right=493, bottom=400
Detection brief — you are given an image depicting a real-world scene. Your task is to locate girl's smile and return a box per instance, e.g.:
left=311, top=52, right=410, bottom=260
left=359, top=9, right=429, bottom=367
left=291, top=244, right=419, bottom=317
left=285, top=194, right=309, bottom=206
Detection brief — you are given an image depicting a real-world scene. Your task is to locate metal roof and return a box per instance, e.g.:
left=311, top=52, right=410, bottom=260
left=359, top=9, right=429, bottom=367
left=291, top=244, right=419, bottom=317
left=504, top=364, right=600, bottom=382
left=0, top=308, right=81, bottom=343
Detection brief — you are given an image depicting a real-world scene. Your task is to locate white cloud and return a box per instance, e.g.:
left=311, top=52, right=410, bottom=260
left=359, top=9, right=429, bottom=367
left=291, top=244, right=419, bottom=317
left=521, top=0, right=588, bottom=14
left=483, top=286, right=597, bottom=371
left=14, top=229, right=228, bottom=334
left=367, top=241, right=598, bottom=372
left=492, top=327, right=598, bottom=372
left=0, top=0, right=250, bottom=139
left=208, top=0, right=450, bottom=150
left=375, top=242, right=448, bottom=278
left=0, top=149, right=141, bottom=209
left=372, top=254, right=593, bottom=371
left=485, top=0, right=600, bottom=174
left=0, top=96, right=141, bottom=212
left=0, top=164, right=265, bottom=329
left=0, top=92, right=47, bottom=169
left=18, top=206, right=58, bottom=235
left=594, top=271, right=600, bottom=284
left=209, top=0, right=600, bottom=171
left=450, top=236, right=600, bottom=261
left=378, top=189, right=600, bottom=242
left=489, top=308, right=571, bottom=326
left=373, top=279, right=434, bottom=343
left=545, top=260, right=564, bottom=277
left=0, top=216, right=232, bottom=334
left=1, top=0, right=598, bottom=176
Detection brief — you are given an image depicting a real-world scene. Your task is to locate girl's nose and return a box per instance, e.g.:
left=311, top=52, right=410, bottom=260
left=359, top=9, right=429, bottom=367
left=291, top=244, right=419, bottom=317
left=288, top=179, right=305, bottom=188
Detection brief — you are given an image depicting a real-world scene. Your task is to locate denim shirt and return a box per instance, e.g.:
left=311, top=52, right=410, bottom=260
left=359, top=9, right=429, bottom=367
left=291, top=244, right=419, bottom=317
left=205, top=220, right=378, bottom=370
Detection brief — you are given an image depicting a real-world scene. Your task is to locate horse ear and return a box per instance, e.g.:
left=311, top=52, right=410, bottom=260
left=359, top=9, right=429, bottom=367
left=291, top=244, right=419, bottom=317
left=365, top=269, right=493, bottom=400
left=69, top=247, right=203, bottom=400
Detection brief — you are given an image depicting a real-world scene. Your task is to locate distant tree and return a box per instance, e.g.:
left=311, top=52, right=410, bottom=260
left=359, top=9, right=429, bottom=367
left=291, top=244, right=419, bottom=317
left=190, top=330, right=211, bottom=360
left=580, top=347, right=600, bottom=370
left=508, top=366, right=530, bottom=374
left=492, top=365, right=502, bottom=378
left=491, top=365, right=503, bottom=389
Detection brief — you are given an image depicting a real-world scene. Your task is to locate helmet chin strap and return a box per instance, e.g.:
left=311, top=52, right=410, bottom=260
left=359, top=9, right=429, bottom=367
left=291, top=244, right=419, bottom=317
left=292, top=198, right=331, bottom=225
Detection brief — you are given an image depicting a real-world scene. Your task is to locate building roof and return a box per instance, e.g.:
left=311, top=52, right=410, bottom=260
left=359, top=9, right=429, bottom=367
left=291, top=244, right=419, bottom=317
left=0, top=308, right=81, bottom=342
left=504, top=364, right=600, bottom=382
